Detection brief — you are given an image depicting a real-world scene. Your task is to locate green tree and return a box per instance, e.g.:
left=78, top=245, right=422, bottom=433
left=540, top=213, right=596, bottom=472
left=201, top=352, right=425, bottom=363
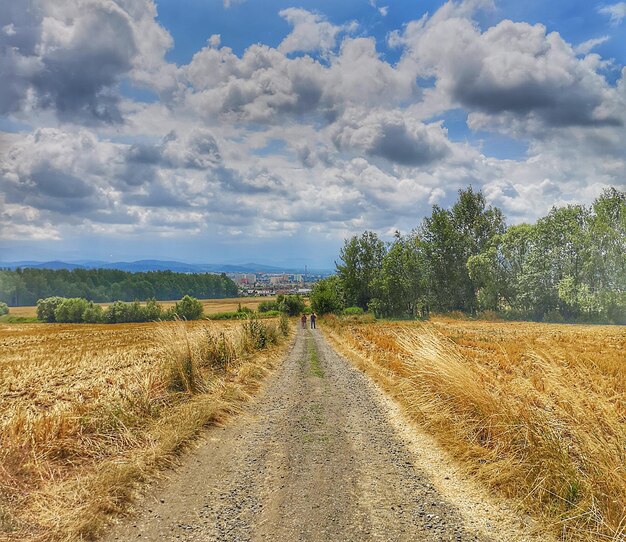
left=36, top=297, right=66, bottom=322
left=370, top=232, right=429, bottom=318
left=174, top=295, right=204, bottom=320
left=310, top=276, right=344, bottom=315
left=54, top=298, right=90, bottom=323
left=336, top=231, right=386, bottom=310
left=277, top=294, right=306, bottom=316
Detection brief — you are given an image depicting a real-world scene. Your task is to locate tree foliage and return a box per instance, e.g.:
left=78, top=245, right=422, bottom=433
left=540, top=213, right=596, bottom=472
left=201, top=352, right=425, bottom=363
left=332, top=186, right=625, bottom=324
left=0, top=269, right=238, bottom=307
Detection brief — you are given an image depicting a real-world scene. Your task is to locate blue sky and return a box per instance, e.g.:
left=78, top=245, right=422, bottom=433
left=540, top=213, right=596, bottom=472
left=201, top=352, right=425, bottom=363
left=1, top=0, right=625, bottom=267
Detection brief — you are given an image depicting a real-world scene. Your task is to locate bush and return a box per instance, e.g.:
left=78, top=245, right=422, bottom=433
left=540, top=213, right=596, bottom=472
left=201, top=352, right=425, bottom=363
left=54, top=298, right=91, bottom=323
left=105, top=300, right=145, bottom=323
left=206, top=311, right=243, bottom=320
left=277, top=294, right=306, bottom=316
left=37, top=297, right=66, bottom=322
left=310, top=276, right=344, bottom=315
left=242, top=317, right=278, bottom=350
left=343, top=306, right=364, bottom=315
left=0, top=302, right=8, bottom=316
left=279, top=312, right=290, bottom=336
left=144, top=298, right=163, bottom=321
left=202, top=331, right=236, bottom=371
left=258, top=300, right=279, bottom=313
left=174, top=295, right=203, bottom=320
left=82, top=303, right=104, bottom=323
left=260, top=310, right=282, bottom=318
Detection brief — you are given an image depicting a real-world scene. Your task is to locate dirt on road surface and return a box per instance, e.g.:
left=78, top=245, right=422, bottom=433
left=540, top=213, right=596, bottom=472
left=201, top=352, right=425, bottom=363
left=104, top=328, right=546, bottom=542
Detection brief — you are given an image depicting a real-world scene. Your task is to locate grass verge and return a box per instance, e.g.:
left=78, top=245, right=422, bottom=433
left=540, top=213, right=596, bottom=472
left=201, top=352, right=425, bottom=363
left=322, top=316, right=625, bottom=542
left=0, top=317, right=293, bottom=541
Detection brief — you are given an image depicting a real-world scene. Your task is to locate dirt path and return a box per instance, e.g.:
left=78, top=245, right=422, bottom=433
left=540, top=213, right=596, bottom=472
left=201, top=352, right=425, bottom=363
left=103, top=328, right=540, bottom=542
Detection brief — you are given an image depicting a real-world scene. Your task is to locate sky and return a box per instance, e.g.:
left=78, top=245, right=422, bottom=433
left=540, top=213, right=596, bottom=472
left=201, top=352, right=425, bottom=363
left=0, top=0, right=625, bottom=268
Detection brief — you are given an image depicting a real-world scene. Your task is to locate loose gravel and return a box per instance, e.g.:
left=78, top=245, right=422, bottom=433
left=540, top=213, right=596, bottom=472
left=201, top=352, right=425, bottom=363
left=104, top=328, right=503, bottom=541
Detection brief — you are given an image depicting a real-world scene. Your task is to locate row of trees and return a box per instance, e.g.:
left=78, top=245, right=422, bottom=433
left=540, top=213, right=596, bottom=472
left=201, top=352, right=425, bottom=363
left=0, top=269, right=238, bottom=306
left=311, top=187, right=625, bottom=324
left=37, top=295, right=204, bottom=324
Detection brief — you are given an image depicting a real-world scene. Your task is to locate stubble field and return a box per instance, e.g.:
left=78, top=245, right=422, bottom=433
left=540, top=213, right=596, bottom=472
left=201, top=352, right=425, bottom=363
left=0, top=317, right=292, bottom=541
left=323, top=316, right=625, bottom=541
left=5, top=296, right=273, bottom=319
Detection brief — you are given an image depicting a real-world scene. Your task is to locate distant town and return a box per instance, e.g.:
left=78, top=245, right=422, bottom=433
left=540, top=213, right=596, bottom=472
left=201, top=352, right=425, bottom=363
left=227, top=271, right=327, bottom=297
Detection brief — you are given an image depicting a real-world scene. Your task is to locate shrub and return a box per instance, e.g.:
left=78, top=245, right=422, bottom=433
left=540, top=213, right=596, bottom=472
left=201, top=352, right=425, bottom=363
left=105, top=301, right=145, bottom=323
left=310, top=276, right=344, bottom=315
left=277, top=294, right=306, bottom=316
left=343, top=306, right=364, bottom=315
left=0, top=302, right=8, bottom=316
left=174, top=295, right=203, bottom=320
left=54, top=298, right=91, bottom=323
left=144, top=298, right=163, bottom=321
left=242, top=317, right=278, bottom=350
left=206, top=311, right=243, bottom=320
left=236, top=304, right=254, bottom=315
left=37, top=297, right=66, bottom=322
left=258, top=300, right=279, bottom=312
left=279, top=312, right=290, bottom=336
left=82, top=303, right=104, bottom=323
left=260, top=310, right=282, bottom=318
left=202, top=331, right=236, bottom=371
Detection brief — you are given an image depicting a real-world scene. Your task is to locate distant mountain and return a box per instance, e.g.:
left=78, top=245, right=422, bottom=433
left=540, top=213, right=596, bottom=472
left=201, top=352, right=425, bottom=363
left=0, top=260, right=332, bottom=275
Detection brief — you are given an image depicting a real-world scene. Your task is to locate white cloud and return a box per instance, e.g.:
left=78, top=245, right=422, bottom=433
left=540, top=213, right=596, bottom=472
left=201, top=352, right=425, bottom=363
left=278, top=8, right=355, bottom=55
left=0, top=0, right=624, bottom=252
left=574, top=35, right=610, bottom=55
left=598, top=2, right=626, bottom=24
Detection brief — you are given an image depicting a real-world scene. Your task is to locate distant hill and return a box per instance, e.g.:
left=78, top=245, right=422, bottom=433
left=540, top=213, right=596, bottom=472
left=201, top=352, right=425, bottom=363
left=0, top=260, right=332, bottom=275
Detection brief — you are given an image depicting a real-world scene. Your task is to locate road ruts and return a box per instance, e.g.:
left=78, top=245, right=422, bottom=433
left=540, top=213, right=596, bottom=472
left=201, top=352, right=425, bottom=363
left=104, top=326, right=493, bottom=542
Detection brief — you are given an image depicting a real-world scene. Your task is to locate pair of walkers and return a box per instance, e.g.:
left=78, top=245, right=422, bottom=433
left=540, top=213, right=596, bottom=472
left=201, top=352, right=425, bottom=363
left=301, top=312, right=317, bottom=329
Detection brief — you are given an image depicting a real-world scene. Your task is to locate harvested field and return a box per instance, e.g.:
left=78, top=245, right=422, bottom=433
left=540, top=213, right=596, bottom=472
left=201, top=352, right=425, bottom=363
left=323, top=317, right=626, bottom=542
left=5, top=296, right=274, bottom=319
left=0, top=317, right=292, bottom=541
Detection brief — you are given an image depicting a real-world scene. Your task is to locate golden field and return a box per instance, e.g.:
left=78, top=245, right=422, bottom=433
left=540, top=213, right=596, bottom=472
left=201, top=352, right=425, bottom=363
left=6, top=296, right=274, bottom=319
left=0, top=317, right=292, bottom=541
left=323, top=316, right=626, bottom=542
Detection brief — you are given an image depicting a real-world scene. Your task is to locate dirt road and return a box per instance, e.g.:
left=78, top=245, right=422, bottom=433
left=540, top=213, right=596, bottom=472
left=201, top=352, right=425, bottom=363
left=104, top=328, right=539, bottom=542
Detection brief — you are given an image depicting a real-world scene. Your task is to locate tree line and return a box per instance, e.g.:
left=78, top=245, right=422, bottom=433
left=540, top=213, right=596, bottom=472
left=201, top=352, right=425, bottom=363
left=311, top=187, right=625, bottom=324
left=0, top=268, right=238, bottom=306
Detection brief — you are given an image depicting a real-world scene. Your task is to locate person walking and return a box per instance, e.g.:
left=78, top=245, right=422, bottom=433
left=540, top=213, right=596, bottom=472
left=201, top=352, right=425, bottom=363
left=301, top=313, right=307, bottom=329
left=310, top=312, right=317, bottom=329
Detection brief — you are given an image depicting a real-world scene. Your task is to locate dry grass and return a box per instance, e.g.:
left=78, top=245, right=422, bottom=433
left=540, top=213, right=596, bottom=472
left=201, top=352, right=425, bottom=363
left=0, top=317, right=292, bottom=541
left=6, top=296, right=275, bottom=319
left=323, top=317, right=625, bottom=542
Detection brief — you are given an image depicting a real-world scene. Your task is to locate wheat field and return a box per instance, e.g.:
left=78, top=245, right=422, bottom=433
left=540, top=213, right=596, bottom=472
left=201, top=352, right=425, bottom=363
left=323, top=316, right=626, bottom=542
left=0, top=317, right=292, bottom=541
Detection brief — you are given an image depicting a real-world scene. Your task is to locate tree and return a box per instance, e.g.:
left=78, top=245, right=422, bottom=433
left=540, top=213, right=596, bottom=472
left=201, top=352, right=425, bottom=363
left=54, top=298, right=91, bottom=323
left=336, top=231, right=386, bottom=310
left=310, top=276, right=344, bottom=315
left=36, top=297, right=66, bottom=322
left=174, top=295, right=204, bottom=320
left=370, top=232, right=429, bottom=318
left=277, top=294, right=306, bottom=316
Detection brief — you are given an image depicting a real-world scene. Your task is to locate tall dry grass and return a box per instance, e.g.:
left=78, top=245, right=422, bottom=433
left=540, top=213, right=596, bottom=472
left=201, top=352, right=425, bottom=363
left=0, top=316, right=292, bottom=541
left=323, top=317, right=625, bottom=541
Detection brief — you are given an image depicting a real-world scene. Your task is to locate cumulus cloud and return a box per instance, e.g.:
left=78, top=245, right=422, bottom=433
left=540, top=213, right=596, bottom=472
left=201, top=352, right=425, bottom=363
left=0, top=0, right=173, bottom=124
left=278, top=8, right=353, bottom=55
left=332, top=109, right=450, bottom=166
left=395, top=7, right=623, bottom=131
left=1, top=0, right=624, bottom=255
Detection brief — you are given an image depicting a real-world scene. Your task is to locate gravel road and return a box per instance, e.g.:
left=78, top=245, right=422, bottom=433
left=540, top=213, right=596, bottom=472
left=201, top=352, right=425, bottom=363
left=104, top=327, right=496, bottom=542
